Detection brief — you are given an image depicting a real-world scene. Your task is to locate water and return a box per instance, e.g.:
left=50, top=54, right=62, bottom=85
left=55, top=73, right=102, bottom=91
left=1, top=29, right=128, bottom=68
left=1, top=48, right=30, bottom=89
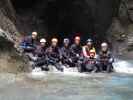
left=113, top=59, right=133, bottom=74
left=0, top=60, right=133, bottom=100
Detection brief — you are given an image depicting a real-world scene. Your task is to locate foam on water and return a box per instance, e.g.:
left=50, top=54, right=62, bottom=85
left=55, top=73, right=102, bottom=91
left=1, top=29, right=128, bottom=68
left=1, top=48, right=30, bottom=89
left=28, top=68, right=46, bottom=79
left=113, top=59, right=133, bottom=74
left=29, top=59, right=133, bottom=79
left=58, top=66, right=88, bottom=77
left=29, top=66, right=88, bottom=78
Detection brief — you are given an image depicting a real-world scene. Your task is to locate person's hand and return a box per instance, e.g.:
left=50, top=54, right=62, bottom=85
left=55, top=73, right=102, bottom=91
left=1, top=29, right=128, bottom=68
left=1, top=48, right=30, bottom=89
left=109, top=58, right=113, bottom=63
left=69, top=58, right=72, bottom=62
left=76, top=54, right=80, bottom=57
left=32, top=57, right=38, bottom=61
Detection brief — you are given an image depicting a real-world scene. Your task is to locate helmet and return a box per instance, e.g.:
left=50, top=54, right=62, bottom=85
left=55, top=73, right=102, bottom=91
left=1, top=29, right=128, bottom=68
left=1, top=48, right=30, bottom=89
left=32, top=32, right=38, bottom=36
left=51, top=38, right=58, bottom=43
left=87, top=38, right=93, bottom=43
left=101, top=42, right=108, bottom=47
left=75, top=36, right=80, bottom=41
left=64, top=38, right=70, bottom=44
left=90, top=49, right=95, bottom=54
left=89, top=49, right=95, bottom=57
left=40, top=38, right=46, bottom=43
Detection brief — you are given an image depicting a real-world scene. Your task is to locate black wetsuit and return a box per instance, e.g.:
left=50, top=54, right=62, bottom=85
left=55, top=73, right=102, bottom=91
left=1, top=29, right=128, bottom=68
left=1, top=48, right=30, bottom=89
left=70, top=44, right=82, bottom=67
left=60, top=46, right=73, bottom=67
left=84, top=57, right=97, bottom=72
left=33, top=45, right=49, bottom=71
left=97, top=50, right=114, bottom=73
left=46, top=46, right=63, bottom=72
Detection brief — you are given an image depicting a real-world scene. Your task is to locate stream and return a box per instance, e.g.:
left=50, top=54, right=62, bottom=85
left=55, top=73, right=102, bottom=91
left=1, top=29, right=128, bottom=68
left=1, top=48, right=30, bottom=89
left=0, top=59, right=133, bottom=100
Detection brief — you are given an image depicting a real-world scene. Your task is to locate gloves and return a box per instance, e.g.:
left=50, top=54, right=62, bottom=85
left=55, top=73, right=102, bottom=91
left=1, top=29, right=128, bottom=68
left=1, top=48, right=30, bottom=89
left=76, top=54, right=80, bottom=57
left=32, top=57, right=38, bottom=61
left=109, top=58, right=114, bottom=63
left=69, top=58, right=72, bottom=62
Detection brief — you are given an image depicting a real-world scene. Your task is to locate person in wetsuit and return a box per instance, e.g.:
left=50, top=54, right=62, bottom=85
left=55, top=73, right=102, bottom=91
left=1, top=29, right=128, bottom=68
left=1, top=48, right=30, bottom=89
left=33, top=38, right=49, bottom=71
left=70, top=36, right=82, bottom=67
left=46, top=38, right=64, bottom=72
left=60, top=38, right=73, bottom=67
left=19, top=32, right=38, bottom=53
left=78, top=39, right=97, bottom=72
left=97, top=42, right=114, bottom=73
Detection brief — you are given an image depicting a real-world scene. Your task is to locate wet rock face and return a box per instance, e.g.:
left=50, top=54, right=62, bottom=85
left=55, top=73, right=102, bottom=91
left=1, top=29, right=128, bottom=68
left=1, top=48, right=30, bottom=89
left=10, top=0, right=48, bottom=34
left=0, top=0, right=120, bottom=41
left=46, top=0, right=119, bottom=40
left=0, top=36, right=28, bottom=73
left=9, top=0, right=119, bottom=40
left=119, top=0, right=133, bottom=24
left=0, top=0, right=132, bottom=55
left=0, top=0, right=19, bottom=43
left=127, top=1, right=133, bottom=22
left=108, top=0, right=133, bottom=56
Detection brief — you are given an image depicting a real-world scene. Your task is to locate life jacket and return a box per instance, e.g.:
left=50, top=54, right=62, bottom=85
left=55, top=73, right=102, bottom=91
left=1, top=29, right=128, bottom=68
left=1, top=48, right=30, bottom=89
left=82, top=46, right=96, bottom=58
left=99, top=50, right=112, bottom=62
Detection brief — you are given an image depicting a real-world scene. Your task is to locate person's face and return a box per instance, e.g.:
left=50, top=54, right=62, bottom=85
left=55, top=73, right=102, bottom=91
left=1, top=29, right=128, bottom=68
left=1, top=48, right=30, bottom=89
left=49, top=47, right=52, bottom=53
left=52, top=42, right=57, bottom=47
left=102, top=46, right=108, bottom=52
left=64, top=43, right=69, bottom=47
left=87, top=42, right=92, bottom=47
left=90, top=53, right=95, bottom=58
left=75, top=40, right=80, bottom=45
left=41, top=42, right=46, bottom=47
left=32, top=34, right=37, bottom=39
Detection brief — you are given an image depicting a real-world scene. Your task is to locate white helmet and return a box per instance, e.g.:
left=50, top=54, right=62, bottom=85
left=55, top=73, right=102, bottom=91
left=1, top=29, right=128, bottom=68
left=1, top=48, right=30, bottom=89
left=40, top=38, right=46, bottom=43
left=64, top=38, right=70, bottom=44
left=32, top=32, right=38, bottom=36
left=75, top=36, right=80, bottom=41
left=101, top=42, right=108, bottom=47
left=51, top=38, right=58, bottom=43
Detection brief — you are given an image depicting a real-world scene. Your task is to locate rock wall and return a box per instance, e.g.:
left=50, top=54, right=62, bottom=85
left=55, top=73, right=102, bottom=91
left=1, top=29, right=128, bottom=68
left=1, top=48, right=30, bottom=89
left=0, top=0, right=19, bottom=43
left=108, top=0, right=133, bottom=56
left=46, top=0, right=119, bottom=40
left=0, top=0, right=27, bottom=73
left=0, top=0, right=120, bottom=40
left=0, top=0, right=132, bottom=57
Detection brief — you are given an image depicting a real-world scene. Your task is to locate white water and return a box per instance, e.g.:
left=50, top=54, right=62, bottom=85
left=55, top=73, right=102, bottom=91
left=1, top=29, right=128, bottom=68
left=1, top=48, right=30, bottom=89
left=59, top=66, right=88, bottom=77
left=113, top=59, right=133, bottom=74
left=29, top=59, right=133, bottom=78
left=29, top=66, right=88, bottom=79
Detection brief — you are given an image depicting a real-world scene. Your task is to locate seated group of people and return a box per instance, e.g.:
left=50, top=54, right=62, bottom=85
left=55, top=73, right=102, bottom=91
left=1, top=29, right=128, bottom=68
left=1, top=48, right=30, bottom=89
left=19, top=32, right=114, bottom=73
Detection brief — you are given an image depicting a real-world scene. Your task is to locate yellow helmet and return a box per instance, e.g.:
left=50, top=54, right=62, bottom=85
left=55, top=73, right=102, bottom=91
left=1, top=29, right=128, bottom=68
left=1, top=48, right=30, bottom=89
left=90, top=49, right=95, bottom=53
left=89, top=49, right=96, bottom=57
